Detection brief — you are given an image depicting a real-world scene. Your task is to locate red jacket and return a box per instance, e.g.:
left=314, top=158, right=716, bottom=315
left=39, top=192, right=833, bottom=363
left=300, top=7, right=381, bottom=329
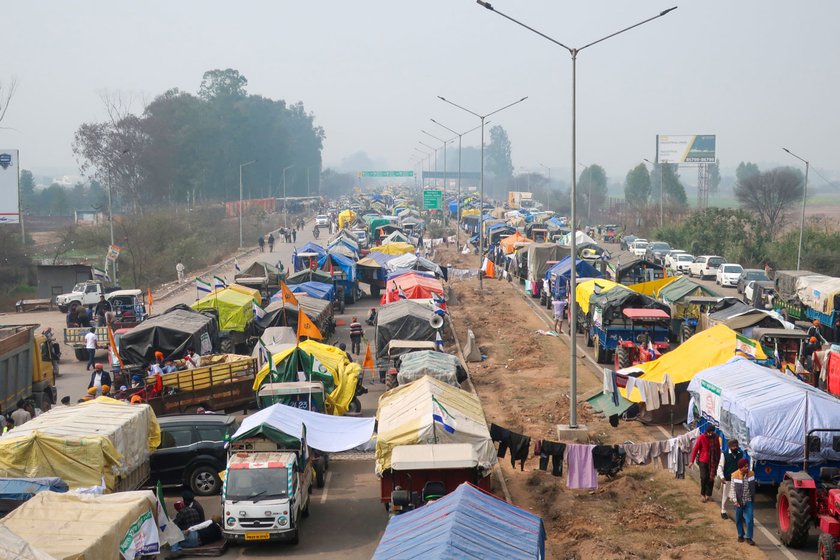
left=690, top=433, right=722, bottom=471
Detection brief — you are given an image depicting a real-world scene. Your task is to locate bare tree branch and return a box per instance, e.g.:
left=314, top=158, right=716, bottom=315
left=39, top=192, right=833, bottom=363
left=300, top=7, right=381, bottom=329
left=0, top=76, right=18, bottom=124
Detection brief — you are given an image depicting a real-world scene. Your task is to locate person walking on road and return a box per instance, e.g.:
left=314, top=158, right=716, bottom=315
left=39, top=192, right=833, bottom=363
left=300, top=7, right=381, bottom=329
left=176, top=260, right=185, bottom=283
left=349, top=316, right=363, bottom=355
left=729, top=458, right=756, bottom=545
left=690, top=424, right=721, bottom=503
left=258, top=235, right=265, bottom=253
left=552, top=296, right=567, bottom=334
left=717, top=439, right=743, bottom=519
left=292, top=228, right=297, bottom=243
left=84, top=327, right=98, bottom=371
left=268, top=233, right=275, bottom=253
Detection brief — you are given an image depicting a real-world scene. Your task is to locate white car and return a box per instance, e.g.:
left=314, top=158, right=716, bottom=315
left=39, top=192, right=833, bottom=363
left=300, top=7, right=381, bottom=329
left=315, top=215, right=330, bottom=228
left=665, top=250, right=687, bottom=269
left=688, top=255, right=724, bottom=279
left=630, top=239, right=649, bottom=257
left=673, top=253, right=695, bottom=273
left=716, top=263, right=744, bottom=287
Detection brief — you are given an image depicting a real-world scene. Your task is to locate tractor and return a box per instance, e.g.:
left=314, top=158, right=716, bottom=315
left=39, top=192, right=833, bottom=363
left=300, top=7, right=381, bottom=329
left=613, top=308, right=672, bottom=371
left=777, top=428, right=840, bottom=558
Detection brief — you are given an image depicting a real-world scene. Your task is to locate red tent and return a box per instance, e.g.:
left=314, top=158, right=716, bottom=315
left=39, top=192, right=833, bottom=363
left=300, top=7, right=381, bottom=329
left=380, top=271, right=445, bottom=306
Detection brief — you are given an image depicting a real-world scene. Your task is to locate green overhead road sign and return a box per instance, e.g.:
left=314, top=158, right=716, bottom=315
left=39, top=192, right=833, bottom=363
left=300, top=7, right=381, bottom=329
left=359, top=170, right=414, bottom=178
left=423, top=189, right=443, bottom=210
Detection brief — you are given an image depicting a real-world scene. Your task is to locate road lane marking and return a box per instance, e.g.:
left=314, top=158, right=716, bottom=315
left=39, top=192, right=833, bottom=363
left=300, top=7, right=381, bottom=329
left=320, top=471, right=333, bottom=504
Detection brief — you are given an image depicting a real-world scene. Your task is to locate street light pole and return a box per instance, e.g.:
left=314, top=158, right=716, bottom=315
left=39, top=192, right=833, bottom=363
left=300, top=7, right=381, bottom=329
left=477, top=1, right=677, bottom=429
left=421, top=129, right=451, bottom=195
left=782, top=148, right=810, bottom=271
left=239, top=160, right=256, bottom=248
left=419, top=141, right=438, bottom=188
left=438, top=95, right=529, bottom=292
left=539, top=163, right=551, bottom=211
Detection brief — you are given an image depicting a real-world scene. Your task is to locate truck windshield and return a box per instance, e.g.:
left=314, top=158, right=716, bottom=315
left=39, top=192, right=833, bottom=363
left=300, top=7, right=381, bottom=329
left=226, top=468, right=289, bottom=502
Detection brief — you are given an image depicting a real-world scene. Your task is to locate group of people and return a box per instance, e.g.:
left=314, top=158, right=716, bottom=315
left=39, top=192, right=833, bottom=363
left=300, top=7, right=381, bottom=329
left=66, top=295, right=114, bottom=329
left=168, top=490, right=222, bottom=557
left=258, top=229, right=298, bottom=253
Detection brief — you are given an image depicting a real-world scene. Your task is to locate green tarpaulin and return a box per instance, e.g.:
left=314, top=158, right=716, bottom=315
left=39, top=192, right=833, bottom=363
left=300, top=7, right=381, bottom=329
left=192, top=288, right=256, bottom=332
left=586, top=391, right=634, bottom=417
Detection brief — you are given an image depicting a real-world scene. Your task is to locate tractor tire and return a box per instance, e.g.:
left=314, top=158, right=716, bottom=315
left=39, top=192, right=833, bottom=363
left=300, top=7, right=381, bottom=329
left=681, top=323, right=696, bottom=344
left=347, top=396, right=361, bottom=415
left=820, top=533, right=837, bottom=560
left=74, top=348, right=88, bottom=362
left=777, top=480, right=813, bottom=548
left=219, top=337, right=234, bottom=354
left=616, top=346, right=632, bottom=370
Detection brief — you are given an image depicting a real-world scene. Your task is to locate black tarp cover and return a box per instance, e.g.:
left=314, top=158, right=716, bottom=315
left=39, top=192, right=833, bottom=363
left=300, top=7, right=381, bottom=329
left=118, top=304, right=219, bottom=364
left=375, top=299, right=437, bottom=359
left=589, top=287, right=670, bottom=323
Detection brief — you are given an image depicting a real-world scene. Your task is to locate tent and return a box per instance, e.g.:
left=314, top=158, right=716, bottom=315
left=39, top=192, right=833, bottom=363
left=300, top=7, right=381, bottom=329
left=574, top=278, right=623, bottom=315
left=327, top=238, right=360, bottom=259
left=526, top=243, right=569, bottom=283
left=338, top=209, right=357, bottom=230
left=385, top=253, right=442, bottom=277
left=252, top=341, right=361, bottom=416
left=375, top=300, right=438, bottom=359
left=232, top=403, right=375, bottom=452
left=688, top=357, right=840, bottom=462
left=288, top=281, right=335, bottom=301
left=558, top=230, right=597, bottom=247
left=382, top=231, right=411, bottom=245
left=286, top=267, right=335, bottom=286
left=796, top=274, right=840, bottom=314
left=499, top=231, right=531, bottom=255
left=381, top=271, right=444, bottom=305
left=260, top=295, right=333, bottom=336
left=397, top=350, right=460, bottom=387
left=589, top=285, right=670, bottom=321
left=620, top=324, right=767, bottom=403
left=627, top=276, right=677, bottom=297
left=118, top=305, right=220, bottom=364
left=234, top=261, right=285, bottom=290
left=658, top=276, right=720, bottom=304
left=616, top=258, right=665, bottom=285
left=372, top=482, right=546, bottom=560
left=545, top=257, right=605, bottom=298
left=318, top=252, right=357, bottom=282
left=370, top=242, right=416, bottom=256
left=192, top=285, right=259, bottom=332
left=293, top=243, right=327, bottom=271
left=375, top=376, right=497, bottom=475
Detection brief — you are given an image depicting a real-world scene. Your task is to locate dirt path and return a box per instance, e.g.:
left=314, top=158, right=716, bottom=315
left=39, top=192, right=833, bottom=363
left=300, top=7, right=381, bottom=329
left=439, top=243, right=766, bottom=560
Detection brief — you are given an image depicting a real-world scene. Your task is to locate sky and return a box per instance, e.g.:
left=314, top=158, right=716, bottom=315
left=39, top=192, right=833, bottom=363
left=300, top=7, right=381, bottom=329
left=2, top=0, right=839, bottom=185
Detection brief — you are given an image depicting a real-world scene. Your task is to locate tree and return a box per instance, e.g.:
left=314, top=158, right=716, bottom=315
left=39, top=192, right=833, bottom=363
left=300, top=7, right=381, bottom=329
left=485, top=125, right=513, bottom=179
left=736, top=162, right=760, bottom=185
left=44, top=183, right=69, bottom=215
left=734, top=167, right=804, bottom=239
left=653, top=208, right=765, bottom=265
left=199, top=69, right=248, bottom=101
left=19, top=169, right=35, bottom=210
left=624, top=164, right=651, bottom=209
left=577, top=164, right=608, bottom=218
left=319, top=168, right=355, bottom=198
left=709, top=159, right=721, bottom=194
left=0, top=76, right=17, bottom=125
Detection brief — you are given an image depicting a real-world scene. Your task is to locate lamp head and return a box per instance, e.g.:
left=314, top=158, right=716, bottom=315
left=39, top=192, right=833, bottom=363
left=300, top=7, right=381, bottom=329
left=477, top=0, right=494, bottom=10
left=660, top=6, right=678, bottom=16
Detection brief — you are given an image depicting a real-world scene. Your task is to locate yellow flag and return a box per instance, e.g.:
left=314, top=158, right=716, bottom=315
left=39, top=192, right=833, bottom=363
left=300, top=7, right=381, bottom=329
left=297, top=308, right=323, bottom=341
left=280, top=281, right=299, bottom=307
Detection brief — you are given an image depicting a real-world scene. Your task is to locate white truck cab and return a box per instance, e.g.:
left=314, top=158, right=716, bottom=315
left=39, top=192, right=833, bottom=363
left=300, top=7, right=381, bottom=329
left=222, top=443, right=312, bottom=544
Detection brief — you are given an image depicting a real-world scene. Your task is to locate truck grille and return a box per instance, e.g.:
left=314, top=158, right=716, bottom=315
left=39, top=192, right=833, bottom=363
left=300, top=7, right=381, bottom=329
left=239, top=517, right=275, bottom=529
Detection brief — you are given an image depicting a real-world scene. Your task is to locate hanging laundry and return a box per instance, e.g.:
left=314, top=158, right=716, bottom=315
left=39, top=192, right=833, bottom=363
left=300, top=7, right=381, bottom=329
left=566, top=444, right=597, bottom=489
left=489, top=423, right=530, bottom=471
left=538, top=440, right=566, bottom=477
left=592, top=445, right=625, bottom=477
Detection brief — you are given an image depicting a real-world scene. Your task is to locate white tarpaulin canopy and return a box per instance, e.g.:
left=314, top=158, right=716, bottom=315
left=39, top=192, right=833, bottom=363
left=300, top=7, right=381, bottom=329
left=688, top=357, right=840, bottom=462
left=558, top=230, right=596, bottom=247
left=232, top=403, right=375, bottom=453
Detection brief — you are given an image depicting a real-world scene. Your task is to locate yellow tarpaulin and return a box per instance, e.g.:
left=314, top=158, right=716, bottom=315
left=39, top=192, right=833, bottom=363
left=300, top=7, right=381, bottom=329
left=252, top=339, right=360, bottom=415
left=619, top=324, right=767, bottom=403
left=338, top=209, right=357, bottom=230
left=575, top=278, right=623, bottom=315
left=461, top=208, right=480, bottom=217
left=628, top=276, right=678, bottom=297
left=499, top=231, right=531, bottom=255
left=368, top=242, right=416, bottom=256
left=192, top=285, right=259, bottom=331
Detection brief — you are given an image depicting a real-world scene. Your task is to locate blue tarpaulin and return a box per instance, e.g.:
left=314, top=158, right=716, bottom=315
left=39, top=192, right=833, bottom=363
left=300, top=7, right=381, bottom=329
left=448, top=200, right=458, bottom=215
left=546, top=257, right=604, bottom=298
left=0, top=477, right=68, bottom=501
left=318, top=252, right=356, bottom=282
left=293, top=243, right=326, bottom=271
left=287, top=281, right=335, bottom=301
left=372, top=482, right=546, bottom=560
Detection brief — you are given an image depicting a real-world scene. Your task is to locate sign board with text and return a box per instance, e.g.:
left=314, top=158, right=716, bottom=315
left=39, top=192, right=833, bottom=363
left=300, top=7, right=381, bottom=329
left=360, top=171, right=414, bottom=178
left=656, top=135, right=716, bottom=164
left=423, top=189, right=443, bottom=210
left=0, top=149, right=20, bottom=223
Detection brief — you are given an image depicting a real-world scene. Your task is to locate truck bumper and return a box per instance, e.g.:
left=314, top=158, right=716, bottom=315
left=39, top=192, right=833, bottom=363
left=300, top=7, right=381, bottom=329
left=223, top=528, right=296, bottom=543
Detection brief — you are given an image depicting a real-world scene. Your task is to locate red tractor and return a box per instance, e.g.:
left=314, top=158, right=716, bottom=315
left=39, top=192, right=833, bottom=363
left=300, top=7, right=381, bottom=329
left=613, top=308, right=672, bottom=372
left=777, top=429, right=840, bottom=558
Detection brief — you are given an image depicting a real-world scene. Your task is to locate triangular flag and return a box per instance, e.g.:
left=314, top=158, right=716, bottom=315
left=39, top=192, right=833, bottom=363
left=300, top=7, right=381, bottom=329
left=252, top=300, right=266, bottom=320
left=297, top=308, right=323, bottom=341
left=280, top=281, right=299, bottom=307
left=435, top=330, right=444, bottom=350
left=362, top=342, right=375, bottom=372
left=195, top=278, right=212, bottom=294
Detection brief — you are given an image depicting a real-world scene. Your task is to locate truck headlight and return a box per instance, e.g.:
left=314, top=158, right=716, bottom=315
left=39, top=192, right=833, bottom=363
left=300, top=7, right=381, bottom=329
left=277, top=516, right=288, bottom=526
left=226, top=517, right=236, bottom=526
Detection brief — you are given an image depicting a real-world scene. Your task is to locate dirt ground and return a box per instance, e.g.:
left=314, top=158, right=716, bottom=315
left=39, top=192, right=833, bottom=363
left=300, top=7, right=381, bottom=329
left=437, top=242, right=765, bottom=560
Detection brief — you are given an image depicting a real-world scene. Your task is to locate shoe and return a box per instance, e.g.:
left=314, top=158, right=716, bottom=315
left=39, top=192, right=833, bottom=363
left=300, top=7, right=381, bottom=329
left=747, top=539, right=755, bottom=546
left=737, top=537, right=744, bottom=543
left=721, top=512, right=728, bottom=520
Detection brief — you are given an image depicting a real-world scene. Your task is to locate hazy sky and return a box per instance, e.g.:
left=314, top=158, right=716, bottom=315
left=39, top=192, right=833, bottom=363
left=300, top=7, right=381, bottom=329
left=2, top=1, right=839, bottom=182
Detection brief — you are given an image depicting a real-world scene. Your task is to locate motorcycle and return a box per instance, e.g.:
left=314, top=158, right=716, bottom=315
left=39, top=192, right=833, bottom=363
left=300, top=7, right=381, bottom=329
left=347, top=375, right=368, bottom=414
left=312, top=227, right=320, bottom=239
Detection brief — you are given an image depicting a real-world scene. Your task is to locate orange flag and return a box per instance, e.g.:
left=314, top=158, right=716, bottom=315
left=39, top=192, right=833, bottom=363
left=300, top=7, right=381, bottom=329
left=280, top=281, right=299, bottom=307
left=147, top=288, right=153, bottom=314
left=297, top=308, right=323, bottom=341
left=107, top=323, right=123, bottom=369
left=486, top=260, right=496, bottom=279
left=362, top=343, right=376, bottom=382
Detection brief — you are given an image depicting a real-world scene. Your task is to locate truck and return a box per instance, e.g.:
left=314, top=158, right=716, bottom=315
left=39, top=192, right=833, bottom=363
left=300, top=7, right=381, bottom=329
left=54, top=281, right=119, bottom=313
left=64, top=326, right=109, bottom=361
left=0, top=325, right=57, bottom=413
left=223, top=432, right=313, bottom=545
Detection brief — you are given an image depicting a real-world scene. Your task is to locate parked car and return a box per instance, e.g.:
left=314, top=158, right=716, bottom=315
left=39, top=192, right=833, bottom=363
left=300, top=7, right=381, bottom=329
left=672, top=253, right=695, bottom=273
left=688, top=255, right=724, bottom=279
left=315, top=215, right=330, bottom=228
left=630, top=239, right=649, bottom=257
left=745, top=280, right=776, bottom=308
left=665, top=250, right=687, bottom=269
left=644, top=242, right=672, bottom=264
left=736, top=269, right=769, bottom=294
left=620, top=235, right=637, bottom=251
left=716, top=263, right=744, bottom=287
left=150, top=413, right=240, bottom=496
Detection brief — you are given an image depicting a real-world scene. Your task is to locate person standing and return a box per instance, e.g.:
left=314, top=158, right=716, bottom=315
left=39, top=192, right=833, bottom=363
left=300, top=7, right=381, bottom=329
left=717, top=439, right=744, bottom=519
left=292, top=228, right=297, bottom=243
left=258, top=235, right=265, bottom=253
left=807, top=319, right=828, bottom=345
left=176, top=260, right=185, bottom=283
left=94, top=295, right=112, bottom=327
left=690, top=424, right=721, bottom=503
left=268, top=233, right=275, bottom=253
left=729, top=458, right=756, bottom=545
left=10, top=400, right=32, bottom=428
left=552, top=295, right=567, bottom=334
left=87, top=363, right=111, bottom=397
left=84, top=327, right=98, bottom=371
left=349, top=316, right=363, bottom=355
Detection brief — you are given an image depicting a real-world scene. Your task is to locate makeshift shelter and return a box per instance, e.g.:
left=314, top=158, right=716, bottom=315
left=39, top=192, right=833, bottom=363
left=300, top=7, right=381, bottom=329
left=288, top=281, right=335, bottom=301
left=338, top=209, right=357, bottom=230
left=616, top=258, right=665, bottom=285
left=558, top=230, right=597, bottom=247
left=369, top=242, right=416, bottom=256
left=385, top=253, right=443, bottom=277
left=292, top=242, right=327, bottom=271
left=688, top=357, right=840, bottom=462
left=118, top=305, right=220, bottom=364
left=286, top=267, right=335, bottom=286
left=327, top=238, right=360, bottom=259
left=381, top=231, right=411, bottom=245
left=381, top=271, right=444, bottom=305
left=627, top=276, right=677, bottom=297
left=375, top=377, right=497, bottom=475
left=574, top=279, right=623, bottom=315
left=589, top=286, right=670, bottom=322
left=797, top=274, right=840, bottom=314
left=500, top=231, right=531, bottom=254
left=372, top=482, right=546, bottom=560
left=525, top=243, right=570, bottom=295
left=375, top=300, right=438, bottom=359
left=259, top=295, right=333, bottom=338
left=658, top=276, right=720, bottom=305
left=487, top=224, right=515, bottom=245
left=252, top=340, right=361, bottom=415
left=192, top=285, right=259, bottom=332
left=397, top=350, right=460, bottom=387
left=545, top=257, right=605, bottom=299
left=234, top=261, right=285, bottom=299
left=0, top=524, right=54, bottom=560
left=774, top=270, right=817, bottom=301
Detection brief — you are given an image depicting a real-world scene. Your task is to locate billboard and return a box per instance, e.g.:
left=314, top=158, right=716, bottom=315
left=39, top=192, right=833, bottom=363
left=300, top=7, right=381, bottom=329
left=0, top=149, right=19, bottom=223
left=656, top=135, right=716, bottom=164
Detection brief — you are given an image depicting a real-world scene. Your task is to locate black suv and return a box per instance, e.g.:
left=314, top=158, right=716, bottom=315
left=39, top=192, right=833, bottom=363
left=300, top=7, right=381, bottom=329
left=150, top=414, right=239, bottom=496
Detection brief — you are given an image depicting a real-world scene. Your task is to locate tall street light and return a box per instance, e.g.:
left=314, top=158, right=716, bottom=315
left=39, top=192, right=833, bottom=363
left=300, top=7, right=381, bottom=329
left=432, top=120, right=486, bottom=248
left=414, top=147, right=433, bottom=205
left=421, top=129, right=452, bottom=193
left=539, top=163, right=552, bottom=211
left=438, top=95, right=529, bottom=291
left=418, top=141, right=439, bottom=185
left=782, top=148, right=810, bottom=271
left=282, top=164, right=295, bottom=228
left=239, top=160, right=256, bottom=248
left=477, top=1, right=677, bottom=429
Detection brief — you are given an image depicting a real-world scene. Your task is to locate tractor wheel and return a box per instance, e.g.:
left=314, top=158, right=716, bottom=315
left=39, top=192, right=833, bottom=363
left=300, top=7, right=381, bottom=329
left=777, top=480, right=813, bottom=548
left=819, top=533, right=837, bottom=560
left=616, top=346, right=632, bottom=370
left=74, top=348, right=88, bottom=362
left=219, top=337, right=234, bottom=354
left=681, top=323, right=696, bottom=344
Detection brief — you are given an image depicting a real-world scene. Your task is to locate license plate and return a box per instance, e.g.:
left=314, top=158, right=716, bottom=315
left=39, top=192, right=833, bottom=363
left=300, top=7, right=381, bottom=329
left=245, top=532, right=270, bottom=541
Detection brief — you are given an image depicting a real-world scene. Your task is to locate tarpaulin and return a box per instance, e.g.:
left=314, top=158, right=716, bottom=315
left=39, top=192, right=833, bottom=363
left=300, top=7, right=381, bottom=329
left=369, top=242, right=416, bottom=256
left=627, top=276, right=677, bottom=297
left=688, top=357, right=840, bottom=462
left=372, top=482, right=545, bottom=560
left=546, top=257, right=605, bottom=296
left=318, top=252, right=357, bottom=282
left=381, top=271, right=444, bottom=305
left=192, top=285, right=258, bottom=332
left=658, top=276, right=720, bottom=303
left=385, top=254, right=442, bottom=277
left=376, top=377, right=497, bottom=475
left=396, top=350, right=459, bottom=387
left=0, top=525, right=54, bottom=560
left=0, top=477, right=67, bottom=502
left=289, top=281, right=335, bottom=301
left=338, top=209, right=357, bottom=230
left=499, top=231, right=531, bottom=255
left=232, top=403, right=375, bottom=453
left=118, top=305, right=219, bottom=364
left=574, top=279, right=623, bottom=315
left=235, top=261, right=285, bottom=286
left=797, top=274, right=840, bottom=314
left=526, top=243, right=570, bottom=282
left=381, top=231, right=411, bottom=245
left=375, top=300, right=438, bottom=359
